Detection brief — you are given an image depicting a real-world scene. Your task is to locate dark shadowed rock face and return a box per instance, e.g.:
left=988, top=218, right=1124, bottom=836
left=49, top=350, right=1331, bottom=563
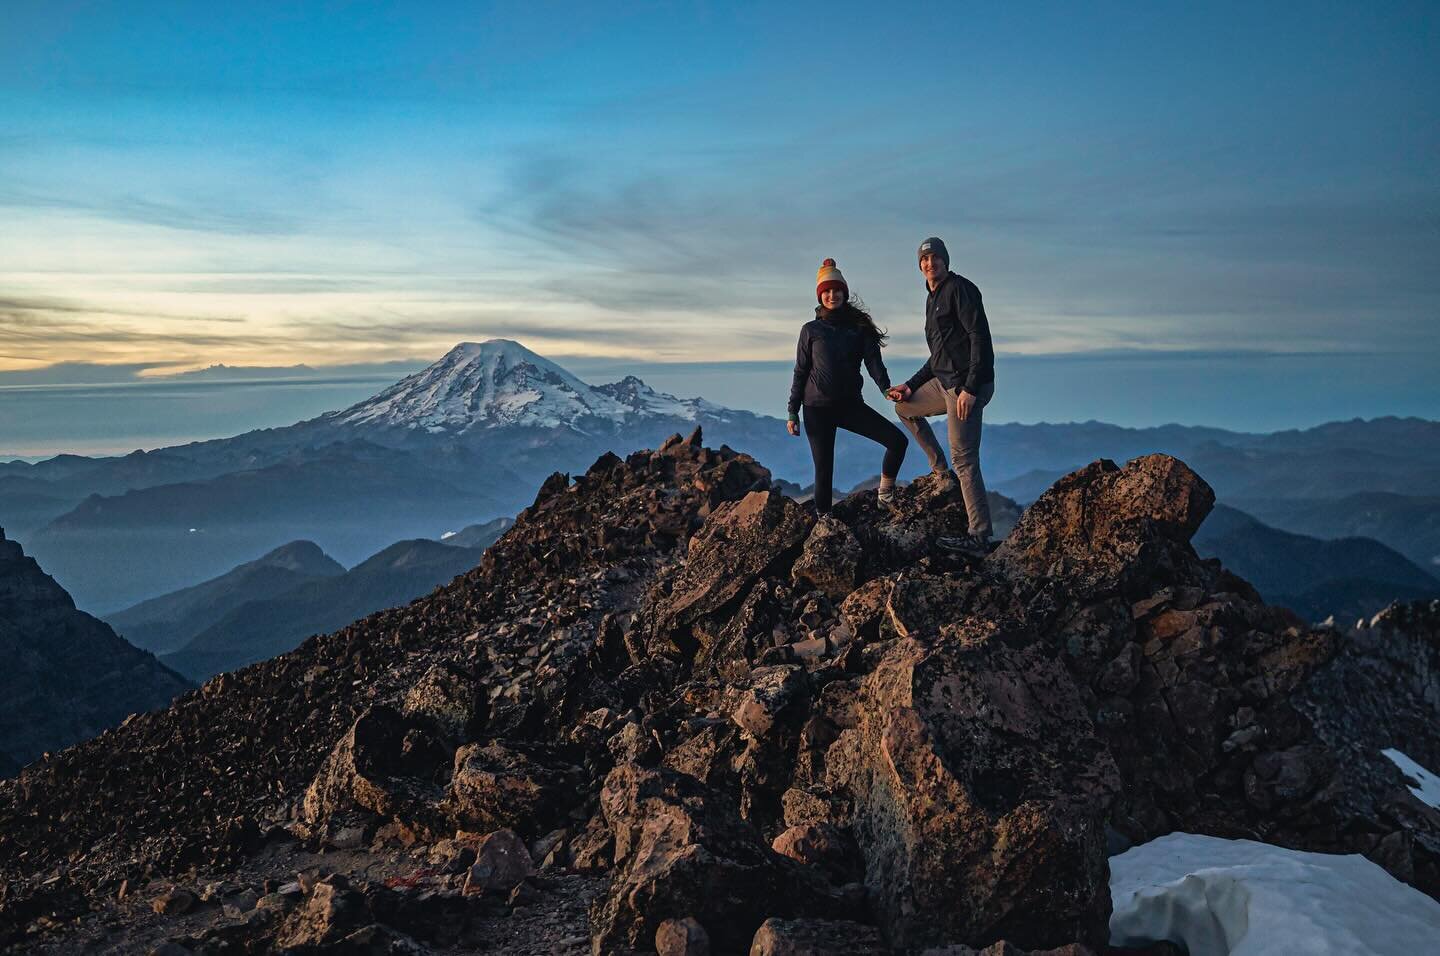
left=0, top=526, right=193, bottom=771
left=1, top=447, right=1437, bottom=954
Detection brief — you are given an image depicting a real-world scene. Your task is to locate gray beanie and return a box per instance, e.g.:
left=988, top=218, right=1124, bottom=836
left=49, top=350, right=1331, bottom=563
left=917, top=236, right=949, bottom=266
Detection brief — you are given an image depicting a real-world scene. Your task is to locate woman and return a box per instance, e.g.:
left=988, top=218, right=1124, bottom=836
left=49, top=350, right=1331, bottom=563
left=787, top=258, right=908, bottom=514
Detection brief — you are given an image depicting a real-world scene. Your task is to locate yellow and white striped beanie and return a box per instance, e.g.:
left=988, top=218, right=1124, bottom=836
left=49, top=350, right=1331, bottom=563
left=815, top=258, right=848, bottom=303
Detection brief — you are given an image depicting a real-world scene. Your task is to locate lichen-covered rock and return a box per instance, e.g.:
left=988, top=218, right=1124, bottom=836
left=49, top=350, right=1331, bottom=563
left=825, top=632, right=1120, bottom=950
left=791, top=517, right=862, bottom=601
left=441, top=742, right=582, bottom=838
left=990, top=455, right=1215, bottom=603
left=732, top=666, right=808, bottom=740
left=649, top=489, right=814, bottom=658
left=770, top=823, right=858, bottom=885
left=590, top=763, right=842, bottom=955
left=400, top=663, right=479, bottom=740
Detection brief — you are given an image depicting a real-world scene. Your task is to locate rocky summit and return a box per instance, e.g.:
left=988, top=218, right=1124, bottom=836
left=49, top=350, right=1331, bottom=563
left=1, top=432, right=1437, bottom=955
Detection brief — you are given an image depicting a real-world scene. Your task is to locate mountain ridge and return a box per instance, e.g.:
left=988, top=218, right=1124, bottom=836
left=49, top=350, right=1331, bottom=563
left=2, top=439, right=1437, bottom=953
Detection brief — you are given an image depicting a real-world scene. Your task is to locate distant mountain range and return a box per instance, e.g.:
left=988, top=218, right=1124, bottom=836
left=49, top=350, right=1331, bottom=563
left=1, top=339, right=1436, bottom=614
left=106, top=518, right=513, bottom=681
left=2, top=341, right=814, bottom=612
left=106, top=540, right=347, bottom=655
left=1192, top=505, right=1440, bottom=623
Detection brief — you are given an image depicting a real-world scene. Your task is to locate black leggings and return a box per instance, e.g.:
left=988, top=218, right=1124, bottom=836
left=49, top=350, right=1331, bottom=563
left=803, top=401, right=908, bottom=513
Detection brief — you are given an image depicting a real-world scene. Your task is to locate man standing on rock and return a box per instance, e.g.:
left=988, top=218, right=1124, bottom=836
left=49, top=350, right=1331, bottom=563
left=886, top=237, right=996, bottom=547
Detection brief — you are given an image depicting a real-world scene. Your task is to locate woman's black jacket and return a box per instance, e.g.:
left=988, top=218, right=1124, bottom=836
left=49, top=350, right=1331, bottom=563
left=788, top=306, right=892, bottom=416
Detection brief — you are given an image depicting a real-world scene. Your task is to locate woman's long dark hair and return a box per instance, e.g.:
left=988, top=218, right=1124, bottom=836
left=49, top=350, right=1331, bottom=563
left=821, top=294, right=889, bottom=347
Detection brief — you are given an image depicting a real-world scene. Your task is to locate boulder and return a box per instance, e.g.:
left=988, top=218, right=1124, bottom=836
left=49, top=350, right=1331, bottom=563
left=400, top=663, right=479, bottom=740
left=791, top=517, right=863, bottom=601
left=441, top=742, right=581, bottom=837
left=770, top=823, right=858, bottom=884
left=273, top=877, right=367, bottom=950
left=990, top=455, right=1214, bottom=603
left=590, top=763, right=841, bottom=954
left=824, top=632, right=1119, bottom=950
left=460, top=828, right=535, bottom=895
left=656, top=916, right=712, bottom=956
left=650, top=490, right=813, bottom=657
left=749, top=917, right=885, bottom=955
left=301, top=705, right=449, bottom=837
left=732, top=666, right=808, bottom=739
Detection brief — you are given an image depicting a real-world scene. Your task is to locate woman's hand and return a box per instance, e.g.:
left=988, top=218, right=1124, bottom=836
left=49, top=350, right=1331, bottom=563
left=886, top=384, right=911, bottom=403
left=787, top=420, right=800, bottom=437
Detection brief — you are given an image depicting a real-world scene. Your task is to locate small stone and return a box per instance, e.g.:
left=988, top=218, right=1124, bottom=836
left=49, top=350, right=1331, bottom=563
left=462, top=828, right=535, bottom=894
left=656, top=915, right=711, bottom=956
left=507, top=879, right=541, bottom=907
left=151, top=887, right=196, bottom=915
left=327, top=824, right=367, bottom=849
left=791, top=637, right=829, bottom=661
left=221, top=887, right=260, bottom=918
left=146, top=943, right=194, bottom=956
left=255, top=892, right=295, bottom=912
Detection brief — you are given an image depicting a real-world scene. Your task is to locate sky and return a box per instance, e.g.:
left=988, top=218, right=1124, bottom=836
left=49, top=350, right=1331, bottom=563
left=1, top=1, right=1437, bottom=437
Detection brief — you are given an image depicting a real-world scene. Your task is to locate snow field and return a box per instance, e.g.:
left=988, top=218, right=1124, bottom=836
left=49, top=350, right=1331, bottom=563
left=1109, top=833, right=1440, bottom=955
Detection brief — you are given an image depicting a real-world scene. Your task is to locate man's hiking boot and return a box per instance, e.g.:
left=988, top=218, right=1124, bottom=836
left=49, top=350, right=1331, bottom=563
left=876, top=487, right=898, bottom=511
left=935, top=533, right=992, bottom=559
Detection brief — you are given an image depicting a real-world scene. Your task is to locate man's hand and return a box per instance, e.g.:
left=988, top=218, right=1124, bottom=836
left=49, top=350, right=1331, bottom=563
left=954, top=387, right=975, bottom=420
left=786, top=419, right=800, bottom=437
left=886, top=384, right=912, bottom=403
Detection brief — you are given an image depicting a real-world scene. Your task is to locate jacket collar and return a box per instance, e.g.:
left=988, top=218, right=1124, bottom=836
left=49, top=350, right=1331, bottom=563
left=925, top=271, right=955, bottom=296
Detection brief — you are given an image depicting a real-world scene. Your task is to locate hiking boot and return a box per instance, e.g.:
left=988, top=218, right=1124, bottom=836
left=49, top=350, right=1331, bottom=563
left=876, top=487, right=898, bottom=511
left=935, top=533, right=990, bottom=559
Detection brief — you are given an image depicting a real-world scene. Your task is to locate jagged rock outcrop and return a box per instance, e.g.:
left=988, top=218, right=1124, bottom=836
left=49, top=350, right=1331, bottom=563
left=823, top=628, right=1120, bottom=949
left=1, top=444, right=1437, bottom=954
left=0, top=526, right=192, bottom=773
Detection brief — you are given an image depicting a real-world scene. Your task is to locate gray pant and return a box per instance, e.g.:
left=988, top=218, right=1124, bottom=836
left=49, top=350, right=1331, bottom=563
left=895, top=379, right=995, bottom=538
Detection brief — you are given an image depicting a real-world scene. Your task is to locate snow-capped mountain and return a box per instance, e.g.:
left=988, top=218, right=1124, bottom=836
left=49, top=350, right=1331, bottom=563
left=324, top=340, right=722, bottom=434
left=593, top=375, right=728, bottom=422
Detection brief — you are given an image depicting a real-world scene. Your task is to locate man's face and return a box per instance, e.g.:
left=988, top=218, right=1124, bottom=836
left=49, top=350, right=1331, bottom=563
left=919, top=251, right=947, bottom=284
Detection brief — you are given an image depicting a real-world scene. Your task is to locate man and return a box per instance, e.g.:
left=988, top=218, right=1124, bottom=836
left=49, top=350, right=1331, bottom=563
left=886, top=236, right=996, bottom=546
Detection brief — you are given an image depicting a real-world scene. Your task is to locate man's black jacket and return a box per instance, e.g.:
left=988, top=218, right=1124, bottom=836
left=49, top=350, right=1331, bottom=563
left=904, top=271, right=995, bottom=396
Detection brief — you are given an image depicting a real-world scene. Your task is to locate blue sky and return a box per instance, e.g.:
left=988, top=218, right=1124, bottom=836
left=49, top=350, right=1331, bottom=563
left=1, top=2, right=1436, bottom=430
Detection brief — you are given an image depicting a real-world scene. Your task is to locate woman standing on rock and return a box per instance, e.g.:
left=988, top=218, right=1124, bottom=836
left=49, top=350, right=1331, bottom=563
left=787, top=258, right=908, bottom=514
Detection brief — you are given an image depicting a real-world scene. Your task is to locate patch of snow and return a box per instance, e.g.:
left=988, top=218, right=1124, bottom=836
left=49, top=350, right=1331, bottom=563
left=440, top=531, right=457, bottom=541
left=1109, top=833, right=1440, bottom=955
left=1382, top=748, right=1440, bottom=808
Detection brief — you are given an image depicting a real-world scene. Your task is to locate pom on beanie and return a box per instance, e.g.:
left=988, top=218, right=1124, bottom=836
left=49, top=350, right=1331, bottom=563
left=815, top=258, right=848, bottom=303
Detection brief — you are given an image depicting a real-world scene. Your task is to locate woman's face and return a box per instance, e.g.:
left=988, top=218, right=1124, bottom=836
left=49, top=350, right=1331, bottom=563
left=820, top=287, right=846, bottom=310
